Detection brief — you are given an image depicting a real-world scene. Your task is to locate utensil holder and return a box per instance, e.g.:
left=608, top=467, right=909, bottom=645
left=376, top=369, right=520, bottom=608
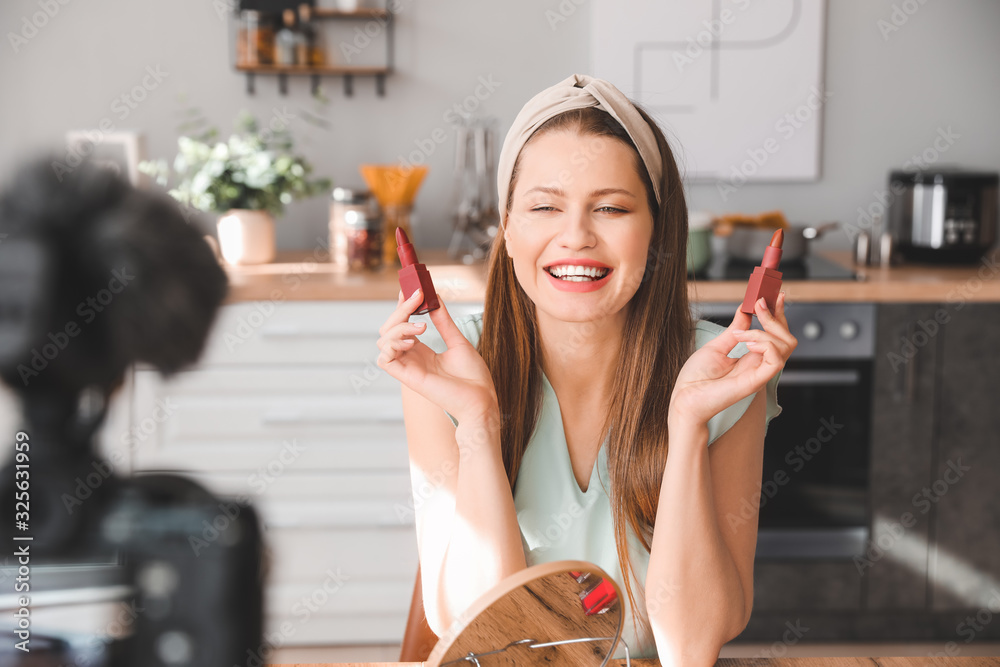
left=383, top=203, right=413, bottom=267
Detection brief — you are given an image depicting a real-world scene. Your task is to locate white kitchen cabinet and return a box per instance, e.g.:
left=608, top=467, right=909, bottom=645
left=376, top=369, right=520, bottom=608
left=0, top=300, right=484, bottom=645
left=127, top=300, right=482, bottom=646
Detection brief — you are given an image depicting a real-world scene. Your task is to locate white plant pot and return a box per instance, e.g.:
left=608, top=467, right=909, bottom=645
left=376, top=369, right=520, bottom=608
left=216, top=209, right=276, bottom=265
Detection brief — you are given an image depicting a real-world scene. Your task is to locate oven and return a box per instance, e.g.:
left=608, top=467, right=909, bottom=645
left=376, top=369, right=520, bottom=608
left=692, top=302, right=875, bottom=559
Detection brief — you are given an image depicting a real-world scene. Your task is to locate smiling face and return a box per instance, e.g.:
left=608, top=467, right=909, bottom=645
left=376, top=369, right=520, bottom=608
left=503, top=129, right=655, bottom=325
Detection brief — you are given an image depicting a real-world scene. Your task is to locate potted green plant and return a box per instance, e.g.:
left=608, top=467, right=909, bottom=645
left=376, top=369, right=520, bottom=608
left=141, top=110, right=330, bottom=265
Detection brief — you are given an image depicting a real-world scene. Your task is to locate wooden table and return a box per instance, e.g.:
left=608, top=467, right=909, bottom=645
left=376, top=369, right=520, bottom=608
left=271, top=659, right=996, bottom=666
left=223, top=247, right=1000, bottom=304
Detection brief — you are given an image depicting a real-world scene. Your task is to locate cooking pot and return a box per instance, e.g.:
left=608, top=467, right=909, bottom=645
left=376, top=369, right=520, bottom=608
left=724, top=221, right=840, bottom=263
left=687, top=210, right=714, bottom=273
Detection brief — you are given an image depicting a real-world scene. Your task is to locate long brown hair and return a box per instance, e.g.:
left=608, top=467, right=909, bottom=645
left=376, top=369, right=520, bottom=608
left=477, top=105, right=693, bottom=640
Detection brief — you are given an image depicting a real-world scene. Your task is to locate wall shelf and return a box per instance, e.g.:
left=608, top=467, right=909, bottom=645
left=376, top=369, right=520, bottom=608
left=312, top=8, right=389, bottom=19
left=233, top=3, right=394, bottom=97
left=236, top=64, right=391, bottom=96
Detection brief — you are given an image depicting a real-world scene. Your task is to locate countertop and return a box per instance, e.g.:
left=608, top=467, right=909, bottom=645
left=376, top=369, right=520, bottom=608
left=223, top=248, right=1000, bottom=304
left=270, top=658, right=996, bottom=666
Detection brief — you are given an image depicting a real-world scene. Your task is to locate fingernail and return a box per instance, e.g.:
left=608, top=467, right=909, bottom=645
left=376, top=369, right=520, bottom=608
left=410, top=288, right=422, bottom=298
left=415, top=322, right=426, bottom=328
left=745, top=341, right=760, bottom=348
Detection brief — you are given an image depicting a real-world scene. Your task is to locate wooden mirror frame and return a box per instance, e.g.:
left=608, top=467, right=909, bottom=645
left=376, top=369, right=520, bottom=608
left=424, top=560, right=627, bottom=667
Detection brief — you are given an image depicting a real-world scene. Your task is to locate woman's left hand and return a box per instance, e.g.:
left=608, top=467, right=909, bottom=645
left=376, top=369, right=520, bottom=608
left=669, top=292, right=797, bottom=428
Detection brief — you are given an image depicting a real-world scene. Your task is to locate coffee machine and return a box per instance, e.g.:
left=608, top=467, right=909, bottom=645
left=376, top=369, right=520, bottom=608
left=888, top=168, right=999, bottom=264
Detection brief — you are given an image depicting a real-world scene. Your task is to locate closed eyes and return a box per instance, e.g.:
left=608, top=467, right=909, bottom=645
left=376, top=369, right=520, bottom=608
left=530, top=206, right=629, bottom=214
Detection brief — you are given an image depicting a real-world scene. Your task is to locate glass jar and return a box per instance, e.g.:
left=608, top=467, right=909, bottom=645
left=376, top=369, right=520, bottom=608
left=236, top=10, right=274, bottom=66
left=381, top=204, right=413, bottom=267
left=330, top=187, right=383, bottom=271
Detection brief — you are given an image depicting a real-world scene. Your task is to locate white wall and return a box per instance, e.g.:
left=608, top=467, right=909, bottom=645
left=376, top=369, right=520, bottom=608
left=1, top=0, right=998, bottom=253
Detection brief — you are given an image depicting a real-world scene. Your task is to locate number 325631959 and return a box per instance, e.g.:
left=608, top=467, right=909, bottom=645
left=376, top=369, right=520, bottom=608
left=14, top=432, right=29, bottom=525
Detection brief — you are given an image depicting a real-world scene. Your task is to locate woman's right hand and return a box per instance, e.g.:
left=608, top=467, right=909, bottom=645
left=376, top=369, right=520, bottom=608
left=376, top=288, right=498, bottom=425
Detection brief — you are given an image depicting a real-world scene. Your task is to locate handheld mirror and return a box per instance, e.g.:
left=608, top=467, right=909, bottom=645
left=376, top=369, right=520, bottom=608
left=424, top=560, right=630, bottom=666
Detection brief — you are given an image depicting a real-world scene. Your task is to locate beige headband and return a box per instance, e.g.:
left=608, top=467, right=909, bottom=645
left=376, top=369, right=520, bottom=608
left=496, top=73, right=663, bottom=229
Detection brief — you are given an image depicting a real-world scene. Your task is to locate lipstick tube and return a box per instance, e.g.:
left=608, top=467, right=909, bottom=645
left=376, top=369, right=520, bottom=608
left=396, top=228, right=439, bottom=315
left=740, top=229, right=784, bottom=315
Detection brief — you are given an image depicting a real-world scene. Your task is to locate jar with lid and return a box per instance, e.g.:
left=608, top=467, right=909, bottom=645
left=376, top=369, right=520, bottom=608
left=330, top=187, right=383, bottom=271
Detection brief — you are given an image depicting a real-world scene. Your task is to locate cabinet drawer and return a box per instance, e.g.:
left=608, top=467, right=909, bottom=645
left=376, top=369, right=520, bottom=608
left=132, top=367, right=408, bottom=472
left=266, top=579, right=412, bottom=618
left=263, top=526, right=417, bottom=583
left=185, top=300, right=485, bottom=367
left=177, top=470, right=415, bottom=529
left=265, top=578, right=410, bottom=645
left=198, top=301, right=389, bottom=366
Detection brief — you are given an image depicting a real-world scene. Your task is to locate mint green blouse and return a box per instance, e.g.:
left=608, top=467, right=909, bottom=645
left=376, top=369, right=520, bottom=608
left=419, top=312, right=782, bottom=659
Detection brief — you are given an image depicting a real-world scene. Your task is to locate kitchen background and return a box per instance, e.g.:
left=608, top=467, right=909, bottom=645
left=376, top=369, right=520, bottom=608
left=2, top=1, right=1000, bottom=664
left=1, top=0, right=999, bottom=250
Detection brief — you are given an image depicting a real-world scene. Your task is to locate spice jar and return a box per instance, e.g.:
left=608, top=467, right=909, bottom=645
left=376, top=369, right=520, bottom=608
left=330, top=187, right=383, bottom=272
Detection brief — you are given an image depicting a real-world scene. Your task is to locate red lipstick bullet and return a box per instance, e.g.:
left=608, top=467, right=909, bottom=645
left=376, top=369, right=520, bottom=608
left=396, top=227, right=439, bottom=314
left=740, top=228, right=783, bottom=315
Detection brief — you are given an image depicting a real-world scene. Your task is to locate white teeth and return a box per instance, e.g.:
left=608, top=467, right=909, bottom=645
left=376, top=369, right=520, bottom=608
left=546, top=265, right=609, bottom=280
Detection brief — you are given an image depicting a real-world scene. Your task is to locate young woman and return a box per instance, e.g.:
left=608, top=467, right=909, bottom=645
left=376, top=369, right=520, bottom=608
left=376, top=74, right=796, bottom=665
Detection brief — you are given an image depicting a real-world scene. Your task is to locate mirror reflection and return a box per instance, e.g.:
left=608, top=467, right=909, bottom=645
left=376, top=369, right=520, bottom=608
left=427, top=561, right=624, bottom=667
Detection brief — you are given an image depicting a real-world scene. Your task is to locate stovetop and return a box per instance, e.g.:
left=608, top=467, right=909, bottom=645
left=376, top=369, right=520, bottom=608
left=690, top=253, right=861, bottom=281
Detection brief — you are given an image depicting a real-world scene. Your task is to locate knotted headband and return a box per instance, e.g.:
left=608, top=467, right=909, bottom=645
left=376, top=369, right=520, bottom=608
left=496, top=73, right=664, bottom=229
